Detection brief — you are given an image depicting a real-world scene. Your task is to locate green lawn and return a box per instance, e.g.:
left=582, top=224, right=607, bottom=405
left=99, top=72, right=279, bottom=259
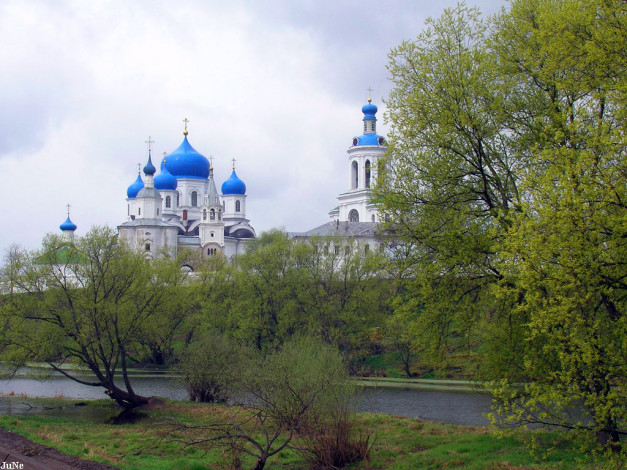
left=0, top=397, right=615, bottom=469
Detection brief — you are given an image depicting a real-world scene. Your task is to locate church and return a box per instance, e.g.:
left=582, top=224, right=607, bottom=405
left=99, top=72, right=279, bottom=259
left=59, top=98, right=386, bottom=257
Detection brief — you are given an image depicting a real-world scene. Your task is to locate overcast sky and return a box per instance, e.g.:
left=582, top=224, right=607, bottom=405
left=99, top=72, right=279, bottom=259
left=0, top=0, right=507, bottom=256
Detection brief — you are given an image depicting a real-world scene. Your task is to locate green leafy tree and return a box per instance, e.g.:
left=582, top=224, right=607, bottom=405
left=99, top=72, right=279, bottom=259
left=380, top=0, right=627, bottom=451
left=178, top=337, right=367, bottom=470
left=485, top=0, right=627, bottom=450
left=0, top=226, right=188, bottom=409
left=379, top=2, right=523, bottom=367
left=215, top=230, right=391, bottom=359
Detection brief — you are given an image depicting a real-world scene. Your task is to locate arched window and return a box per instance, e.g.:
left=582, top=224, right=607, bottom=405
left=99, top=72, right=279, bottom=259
left=191, top=191, right=198, bottom=207
left=176, top=192, right=180, bottom=206
left=235, top=200, right=241, bottom=212
left=351, top=161, right=358, bottom=189
left=145, top=243, right=151, bottom=252
left=202, top=209, right=207, bottom=220
left=210, top=209, right=215, bottom=220
left=372, top=214, right=376, bottom=223
left=165, top=196, right=171, bottom=208
left=349, top=209, right=359, bottom=222
left=218, top=210, right=222, bottom=220
left=138, top=207, right=141, bottom=215
left=365, top=160, right=371, bottom=188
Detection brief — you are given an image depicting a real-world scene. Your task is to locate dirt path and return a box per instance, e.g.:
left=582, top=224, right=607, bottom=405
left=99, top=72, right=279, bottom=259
left=0, top=427, right=118, bottom=470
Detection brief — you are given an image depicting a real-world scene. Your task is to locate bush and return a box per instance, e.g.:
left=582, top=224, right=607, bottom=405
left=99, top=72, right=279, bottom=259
left=178, top=331, right=245, bottom=403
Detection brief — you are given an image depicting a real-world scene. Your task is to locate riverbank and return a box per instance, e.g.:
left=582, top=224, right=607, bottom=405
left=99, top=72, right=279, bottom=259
left=0, top=397, right=612, bottom=469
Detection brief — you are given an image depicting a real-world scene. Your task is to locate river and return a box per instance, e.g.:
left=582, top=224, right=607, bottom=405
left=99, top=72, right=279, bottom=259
left=0, top=372, right=493, bottom=426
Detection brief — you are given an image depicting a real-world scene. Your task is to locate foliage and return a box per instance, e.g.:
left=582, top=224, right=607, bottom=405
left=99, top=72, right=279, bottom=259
left=0, top=227, right=189, bottom=408
left=379, top=0, right=627, bottom=451
left=178, top=336, right=361, bottom=470
left=177, top=330, right=247, bottom=403
left=199, top=230, right=392, bottom=366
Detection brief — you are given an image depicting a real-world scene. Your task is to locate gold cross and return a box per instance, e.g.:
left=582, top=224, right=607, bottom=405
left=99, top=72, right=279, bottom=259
left=183, top=118, right=189, bottom=132
left=66, top=203, right=71, bottom=216
left=137, top=162, right=141, bottom=174
left=145, top=136, right=154, bottom=152
left=163, top=151, right=167, bottom=164
left=366, top=86, right=373, bottom=102
left=232, top=158, right=236, bottom=170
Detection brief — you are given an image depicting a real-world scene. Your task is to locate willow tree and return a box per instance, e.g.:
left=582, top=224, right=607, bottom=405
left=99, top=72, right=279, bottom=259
left=1, top=226, right=188, bottom=409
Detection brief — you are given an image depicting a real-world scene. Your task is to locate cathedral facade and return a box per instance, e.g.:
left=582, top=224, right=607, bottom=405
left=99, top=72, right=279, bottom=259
left=58, top=98, right=385, bottom=257
left=117, top=129, right=256, bottom=259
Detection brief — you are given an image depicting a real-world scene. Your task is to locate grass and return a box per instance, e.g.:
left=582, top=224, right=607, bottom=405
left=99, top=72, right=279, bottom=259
left=0, top=397, right=617, bottom=469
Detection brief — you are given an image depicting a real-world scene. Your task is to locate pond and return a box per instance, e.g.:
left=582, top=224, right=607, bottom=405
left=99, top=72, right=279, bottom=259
left=0, top=371, right=493, bottom=426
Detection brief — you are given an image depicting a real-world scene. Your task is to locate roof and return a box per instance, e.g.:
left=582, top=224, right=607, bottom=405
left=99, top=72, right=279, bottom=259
left=290, top=221, right=380, bottom=238
left=118, top=218, right=179, bottom=228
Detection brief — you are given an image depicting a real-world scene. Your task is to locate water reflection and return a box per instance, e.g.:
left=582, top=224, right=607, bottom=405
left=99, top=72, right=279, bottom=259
left=0, top=375, right=493, bottom=426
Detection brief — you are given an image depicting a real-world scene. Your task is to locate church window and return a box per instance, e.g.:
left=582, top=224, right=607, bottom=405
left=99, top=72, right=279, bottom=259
left=365, top=244, right=370, bottom=253
left=207, top=248, right=217, bottom=256
left=349, top=209, right=359, bottom=222
left=365, top=160, right=371, bottom=188
left=145, top=243, right=151, bottom=251
left=351, top=161, right=358, bottom=189
left=191, top=191, right=198, bottom=207
left=235, top=200, right=241, bottom=212
left=157, top=208, right=159, bottom=215
left=218, top=210, right=222, bottom=220
left=138, top=208, right=141, bottom=215
left=334, top=246, right=340, bottom=255
left=165, top=196, right=171, bottom=208
left=176, top=192, right=180, bottom=206
left=202, top=209, right=207, bottom=220
left=210, top=232, right=214, bottom=237
left=364, top=122, right=367, bottom=133
left=210, top=209, right=215, bottom=220
left=372, top=214, right=376, bottom=223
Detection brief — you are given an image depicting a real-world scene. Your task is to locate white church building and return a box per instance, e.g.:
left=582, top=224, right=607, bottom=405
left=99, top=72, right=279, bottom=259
left=290, top=98, right=387, bottom=250
left=117, top=127, right=256, bottom=259
left=59, top=98, right=386, bottom=257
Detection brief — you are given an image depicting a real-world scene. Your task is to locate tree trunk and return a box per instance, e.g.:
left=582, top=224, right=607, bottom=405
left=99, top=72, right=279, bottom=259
left=105, top=385, right=150, bottom=409
left=252, top=456, right=266, bottom=470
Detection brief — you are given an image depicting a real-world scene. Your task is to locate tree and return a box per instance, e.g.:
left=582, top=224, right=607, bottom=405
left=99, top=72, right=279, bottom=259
left=178, top=330, right=246, bottom=402
left=0, top=226, right=188, bottom=409
left=216, top=230, right=391, bottom=361
left=380, top=0, right=627, bottom=451
left=178, top=337, right=368, bottom=470
left=379, top=1, right=523, bottom=367
left=486, top=0, right=627, bottom=450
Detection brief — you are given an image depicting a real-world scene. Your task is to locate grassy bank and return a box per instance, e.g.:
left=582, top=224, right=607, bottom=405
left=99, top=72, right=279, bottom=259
left=0, top=397, right=615, bottom=469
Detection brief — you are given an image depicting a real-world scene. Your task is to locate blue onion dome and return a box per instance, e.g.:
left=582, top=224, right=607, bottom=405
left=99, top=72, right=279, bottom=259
left=127, top=173, right=144, bottom=198
left=221, top=169, right=246, bottom=195
left=59, top=216, right=77, bottom=232
left=154, top=161, right=178, bottom=191
left=161, top=133, right=210, bottom=180
left=362, top=99, right=378, bottom=119
left=143, top=152, right=156, bottom=176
